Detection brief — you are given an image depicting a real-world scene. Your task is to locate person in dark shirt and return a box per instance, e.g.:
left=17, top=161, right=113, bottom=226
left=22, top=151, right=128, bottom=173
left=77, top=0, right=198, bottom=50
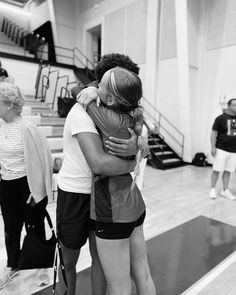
left=209, top=98, right=236, bottom=200
left=0, top=60, right=8, bottom=81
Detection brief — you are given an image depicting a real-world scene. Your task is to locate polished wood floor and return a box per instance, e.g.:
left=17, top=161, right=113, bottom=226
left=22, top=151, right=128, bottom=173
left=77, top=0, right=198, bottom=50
left=1, top=164, right=236, bottom=295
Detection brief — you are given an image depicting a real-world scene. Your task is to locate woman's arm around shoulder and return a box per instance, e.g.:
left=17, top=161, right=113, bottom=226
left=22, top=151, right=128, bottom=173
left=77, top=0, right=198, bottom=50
left=76, top=131, right=135, bottom=175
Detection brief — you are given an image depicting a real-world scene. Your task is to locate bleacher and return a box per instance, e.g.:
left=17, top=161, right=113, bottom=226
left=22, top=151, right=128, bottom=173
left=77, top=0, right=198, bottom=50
left=0, top=14, right=99, bottom=204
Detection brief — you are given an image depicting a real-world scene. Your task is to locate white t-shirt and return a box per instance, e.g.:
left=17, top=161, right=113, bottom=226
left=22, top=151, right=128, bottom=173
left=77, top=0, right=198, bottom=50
left=57, top=103, right=98, bottom=193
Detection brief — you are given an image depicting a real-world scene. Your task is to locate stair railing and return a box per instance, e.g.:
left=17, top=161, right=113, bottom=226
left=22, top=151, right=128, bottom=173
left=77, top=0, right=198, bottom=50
left=4, top=19, right=9, bottom=35
left=51, top=74, right=69, bottom=109
left=59, top=86, right=70, bottom=99
left=41, top=74, right=50, bottom=102
left=59, top=80, right=79, bottom=99
left=35, top=64, right=50, bottom=100
left=15, top=27, right=21, bottom=44
left=73, top=47, right=94, bottom=69
left=8, top=21, right=13, bottom=38
left=1, top=17, right=6, bottom=32
left=0, top=17, right=96, bottom=92
left=73, top=47, right=96, bottom=80
left=47, top=69, right=60, bottom=108
left=67, top=81, right=78, bottom=91
left=17, top=28, right=24, bottom=46
left=35, top=62, right=48, bottom=99
left=0, top=17, right=96, bottom=70
left=142, top=96, right=184, bottom=159
left=73, top=55, right=96, bottom=81
left=11, top=24, right=17, bottom=41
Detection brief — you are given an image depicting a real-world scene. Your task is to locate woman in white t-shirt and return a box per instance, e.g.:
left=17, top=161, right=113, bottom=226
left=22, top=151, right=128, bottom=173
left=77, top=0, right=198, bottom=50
left=56, top=103, right=137, bottom=295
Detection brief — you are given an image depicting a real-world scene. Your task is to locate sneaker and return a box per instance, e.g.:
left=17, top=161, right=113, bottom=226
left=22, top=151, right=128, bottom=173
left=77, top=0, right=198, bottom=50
left=209, top=188, right=217, bottom=199
left=0, top=267, right=19, bottom=289
left=220, top=189, right=236, bottom=200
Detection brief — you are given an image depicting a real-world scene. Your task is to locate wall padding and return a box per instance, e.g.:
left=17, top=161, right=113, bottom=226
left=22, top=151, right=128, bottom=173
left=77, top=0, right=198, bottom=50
left=207, top=0, right=236, bottom=49
left=125, top=0, right=147, bottom=64
left=160, top=0, right=177, bottom=60
left=105, top=7, right=125, bottom=54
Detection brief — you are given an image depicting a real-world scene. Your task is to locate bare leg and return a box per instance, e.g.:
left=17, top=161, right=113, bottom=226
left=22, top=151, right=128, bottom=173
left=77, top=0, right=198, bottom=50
left=89, top=231, right=107, bottom=295
left=130, top=225, right=156, bottom=295
left=222, top=171, right=230, bottom=191
left=58, top=243, right=80, bottom=295
left=211, top=170, right=219, bottom=188
left=96, top=237, right=131, bottom=295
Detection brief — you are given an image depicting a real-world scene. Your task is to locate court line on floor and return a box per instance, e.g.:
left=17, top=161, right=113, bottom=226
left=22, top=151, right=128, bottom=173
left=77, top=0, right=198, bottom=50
left=182, top=249, right=236, bottom=294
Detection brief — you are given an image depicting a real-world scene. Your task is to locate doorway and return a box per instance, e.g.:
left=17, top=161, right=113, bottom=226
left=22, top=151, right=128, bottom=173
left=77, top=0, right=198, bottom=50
left=86, top=24, right=101, bottom=67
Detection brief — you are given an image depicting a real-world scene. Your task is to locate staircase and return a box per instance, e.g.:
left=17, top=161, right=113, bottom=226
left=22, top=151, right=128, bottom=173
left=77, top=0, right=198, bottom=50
left=0, top=31, right=34, bottom=58
left=0, top=17, right=95, bottom=71
left=147, top=132, right=183, bottom=170
left=73, top=67, right=96, bottom=85
left=142, top=97, right=184, bottom=170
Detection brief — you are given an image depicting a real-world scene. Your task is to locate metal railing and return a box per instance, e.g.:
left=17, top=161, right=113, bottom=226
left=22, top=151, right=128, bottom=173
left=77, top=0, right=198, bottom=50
left=0, top=17, right=96, bottom=72
left=142, top=96, right=184, bottom=159
left=0, top=16, right=97, bottom=110
left=35, top=62, right=79, bottom=110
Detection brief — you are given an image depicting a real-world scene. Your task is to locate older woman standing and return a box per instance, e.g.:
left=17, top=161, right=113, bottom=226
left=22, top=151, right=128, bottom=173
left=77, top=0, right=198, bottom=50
left=0, top=82, right=53, bottom=289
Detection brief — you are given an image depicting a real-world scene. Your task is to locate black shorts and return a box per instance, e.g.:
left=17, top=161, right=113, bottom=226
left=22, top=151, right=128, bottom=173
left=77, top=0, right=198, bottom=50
left=91, top=211, right=146, bottom=240
left=56, top=187, right=90, bottom=249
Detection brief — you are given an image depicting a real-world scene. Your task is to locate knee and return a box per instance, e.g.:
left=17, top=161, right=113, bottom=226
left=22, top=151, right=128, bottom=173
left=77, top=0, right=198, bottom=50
left=63, top=257, right=77, bottom=271
left=131, top=265, right=150, bottom=284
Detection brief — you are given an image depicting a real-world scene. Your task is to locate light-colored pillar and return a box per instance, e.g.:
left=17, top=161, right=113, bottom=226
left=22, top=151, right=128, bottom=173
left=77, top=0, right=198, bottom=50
left=144, top=0, right=161, bottom=107
left=48, top=0, right=58, bottom=45
left=175, top=0, right=192, bottom=162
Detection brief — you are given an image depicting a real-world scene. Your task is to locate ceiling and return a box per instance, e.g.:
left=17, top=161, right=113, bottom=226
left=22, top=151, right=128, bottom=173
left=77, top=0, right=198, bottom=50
left=0, top=0, right=31, bottom=8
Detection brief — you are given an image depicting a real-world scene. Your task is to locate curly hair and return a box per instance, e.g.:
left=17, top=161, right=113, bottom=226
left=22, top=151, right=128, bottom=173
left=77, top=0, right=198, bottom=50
left=95, top=53, right=140, bottom=82
left=0, top=82, right=24, bottom=115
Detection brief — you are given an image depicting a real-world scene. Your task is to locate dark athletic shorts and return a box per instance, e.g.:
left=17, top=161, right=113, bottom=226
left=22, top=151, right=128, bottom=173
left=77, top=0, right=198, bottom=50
left=56, top=187, right=91, bottom=249
left=91, top=211, right=146, bottom=240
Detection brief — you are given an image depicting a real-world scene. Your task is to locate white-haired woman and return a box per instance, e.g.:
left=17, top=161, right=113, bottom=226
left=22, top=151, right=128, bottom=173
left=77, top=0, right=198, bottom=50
left=0, top=82, right=53, bottom=289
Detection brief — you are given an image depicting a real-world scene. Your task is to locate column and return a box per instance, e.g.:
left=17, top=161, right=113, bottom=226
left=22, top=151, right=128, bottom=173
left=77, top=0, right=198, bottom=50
left=175, top=0, right=192, bottom=162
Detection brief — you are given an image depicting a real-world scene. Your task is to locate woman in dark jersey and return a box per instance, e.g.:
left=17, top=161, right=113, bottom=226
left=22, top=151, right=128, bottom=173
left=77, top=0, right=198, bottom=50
left=78, top=67, right=156, bottom=295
